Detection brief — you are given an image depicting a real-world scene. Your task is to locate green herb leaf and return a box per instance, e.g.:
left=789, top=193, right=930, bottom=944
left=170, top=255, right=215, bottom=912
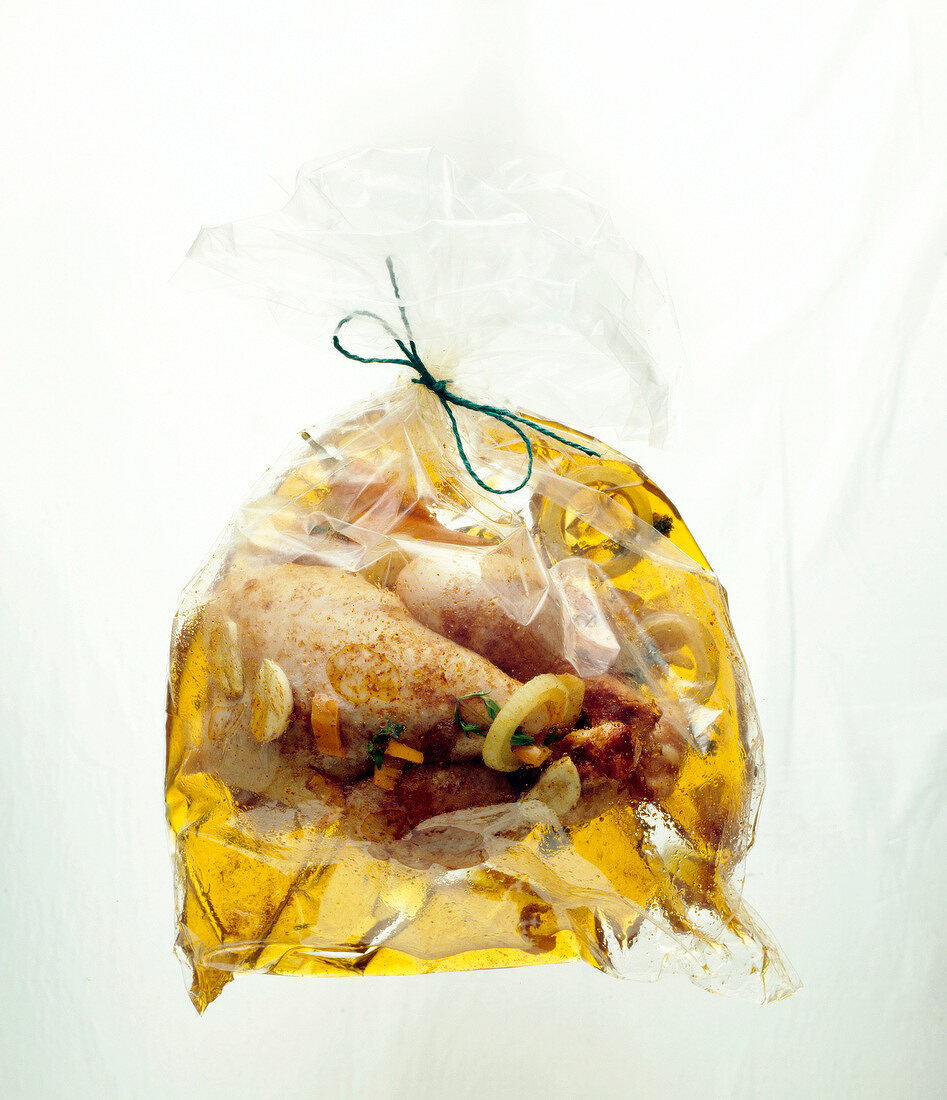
left=465, top=691, right=500, bottom=720
left=455, top=692, right=501, bottom=734
left=367, top=742, right=385, bottom=769
left=544, top=728, right=567, bottom=746
left=509, top=731, right=535, bottom=747
left=457, top=717, right=487, bottom=735
left=367, top=720, right=405, bottom=768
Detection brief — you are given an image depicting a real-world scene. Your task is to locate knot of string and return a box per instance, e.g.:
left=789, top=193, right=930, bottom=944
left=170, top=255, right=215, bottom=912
left=331, top=256, right=598, bottom=495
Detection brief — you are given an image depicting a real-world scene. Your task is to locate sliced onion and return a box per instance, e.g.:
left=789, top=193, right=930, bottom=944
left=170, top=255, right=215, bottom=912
left=482, top=674, right=570, bottom=772
left=539, top=463, right=653, bottom=574
left=556, top=674, right=585, bottom=732
left=638, top=611, right=718, bottom=704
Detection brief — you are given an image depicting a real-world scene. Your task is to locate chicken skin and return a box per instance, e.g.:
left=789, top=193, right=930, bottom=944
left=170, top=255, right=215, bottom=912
left=344, top=763, right=516, bottom=843
left=211, top=561, right=520, bottom=781
left=395, top=550, right=625, bottom=682
left=395, top=550, right=565, bottom=682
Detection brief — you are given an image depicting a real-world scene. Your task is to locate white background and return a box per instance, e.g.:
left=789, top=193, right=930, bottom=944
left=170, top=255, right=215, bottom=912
left=2, top=2, right=945, bottom=1097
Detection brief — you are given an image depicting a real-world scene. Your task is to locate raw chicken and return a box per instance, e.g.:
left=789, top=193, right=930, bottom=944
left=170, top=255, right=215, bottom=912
left=203, top=553, right=687, bottom=846
left=262, top=750, right=346, bottom=826
left=558, top=675, right=688, bottom=801
left=341, top=707, right=684, bottom=864
left=212, top=561, right=520, bottom=781
left=395, top=550, right=564, bottom=682
left=345, top=764, right=522, bottom=870
left=344, top=763, right=516, bottom=843
left=395, top=550, right=624, bottom=681
left=394, top=550, right=689, bottom=806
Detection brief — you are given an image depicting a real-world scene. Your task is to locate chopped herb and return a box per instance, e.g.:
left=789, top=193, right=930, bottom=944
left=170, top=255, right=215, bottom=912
left=468, top=692, right=501, bottom=720
left=455, top=694, right=536, bottom=748
left=455, top=692, right=501, bottom=734
left=457, top=715, right=487, bottom=735
left=458, top=718, right=487, bottom=735
left=653, top=514, right=673, bottom=537
left=367, top=719, right=405, bottom=769
left=544, top=728, right=567, bottom=746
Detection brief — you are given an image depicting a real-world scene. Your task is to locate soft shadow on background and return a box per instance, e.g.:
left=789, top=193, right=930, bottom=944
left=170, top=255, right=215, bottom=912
left=1, top=2, right=944, bottom=1097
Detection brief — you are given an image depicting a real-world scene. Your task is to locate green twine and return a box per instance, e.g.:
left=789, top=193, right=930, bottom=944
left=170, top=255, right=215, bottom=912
left=331, top=256, right=599, bottom=495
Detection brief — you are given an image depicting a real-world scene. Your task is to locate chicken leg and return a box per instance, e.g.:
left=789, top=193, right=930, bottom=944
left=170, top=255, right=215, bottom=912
left=208, top=561, right=521, bottom=782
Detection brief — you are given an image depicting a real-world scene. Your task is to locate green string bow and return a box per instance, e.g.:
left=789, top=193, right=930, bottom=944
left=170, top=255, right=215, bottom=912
left=331, top=256, right=598, bottom=495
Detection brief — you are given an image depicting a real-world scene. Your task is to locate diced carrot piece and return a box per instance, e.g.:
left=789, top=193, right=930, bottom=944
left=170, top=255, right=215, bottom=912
left=384, top=743, right=424, bottom=764
left=513, top=745, right=552, bottom=768
left=311, top=695, right=344, bottom=757
left=373, top=759, right=403, bottom=790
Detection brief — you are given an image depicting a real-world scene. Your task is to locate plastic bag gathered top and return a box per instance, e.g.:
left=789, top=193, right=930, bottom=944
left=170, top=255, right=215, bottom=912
left=167, top=149, right=798, bottom=1011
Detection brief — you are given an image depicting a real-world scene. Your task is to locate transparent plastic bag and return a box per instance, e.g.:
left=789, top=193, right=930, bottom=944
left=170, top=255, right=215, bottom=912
left=167, top=149, right=798, bottom=1011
